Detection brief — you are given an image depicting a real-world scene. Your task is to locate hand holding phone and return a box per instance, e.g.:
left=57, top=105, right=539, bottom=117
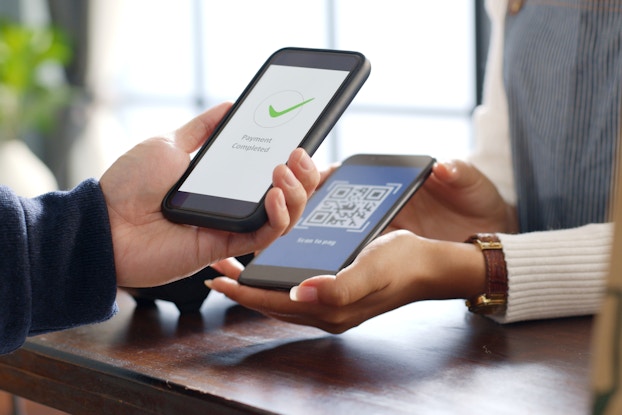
left=162, top=47, right=371, bottom=232
left=238, top=153, right=436, bottom=290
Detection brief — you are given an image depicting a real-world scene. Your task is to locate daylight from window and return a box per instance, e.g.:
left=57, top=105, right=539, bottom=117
left=86, top=0, right=475, bottom=175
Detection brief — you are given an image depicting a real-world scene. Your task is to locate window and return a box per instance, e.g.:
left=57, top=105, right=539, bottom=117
left=86, top=0, right=476, bottom=178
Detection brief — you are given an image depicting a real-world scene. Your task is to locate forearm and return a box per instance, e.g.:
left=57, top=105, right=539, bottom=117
left=0, top=180, right=118, bottom=354
left=409, top=223, right=610, bottom=324
left=413, top=237, right=487, bottom=302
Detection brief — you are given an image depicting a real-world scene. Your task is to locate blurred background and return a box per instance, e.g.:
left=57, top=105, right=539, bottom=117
left=0, top=0, right=489, bottom=195
left=0, top=3, right=488, bottom=411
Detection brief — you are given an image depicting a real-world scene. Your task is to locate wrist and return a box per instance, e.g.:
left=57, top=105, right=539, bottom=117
left=414, top=237, right=487, bottom=301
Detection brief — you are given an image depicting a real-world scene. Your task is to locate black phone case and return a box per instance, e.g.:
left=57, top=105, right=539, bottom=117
left=162, top=47, right=371, bottom=233
left=238, top=154, right=436, bottom=290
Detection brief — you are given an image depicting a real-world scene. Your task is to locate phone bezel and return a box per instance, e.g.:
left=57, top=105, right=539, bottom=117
left=162, top=47, right=371, bottom=233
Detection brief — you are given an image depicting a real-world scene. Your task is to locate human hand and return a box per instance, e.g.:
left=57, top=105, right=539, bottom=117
left=99, top=103, right=320, bottom=288
left=390, top=160, right=518, bottom=242
left=208, top=229, right=485, bottom=333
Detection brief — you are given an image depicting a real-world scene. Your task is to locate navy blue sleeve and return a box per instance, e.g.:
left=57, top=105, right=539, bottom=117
left=0, top=179, right=118, bottom=354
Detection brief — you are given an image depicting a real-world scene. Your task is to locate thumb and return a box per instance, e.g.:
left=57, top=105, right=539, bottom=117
left=173, top=102, right=232, bottom=153
left=431, top=159, right=486, bottom=190
left=290, top=266, right=386, bottom=306
left=210, top=257, right=244, bottom=279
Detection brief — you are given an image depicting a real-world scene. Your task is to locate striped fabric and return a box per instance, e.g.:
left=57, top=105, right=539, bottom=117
left=503, top=0, right=622, bottom=232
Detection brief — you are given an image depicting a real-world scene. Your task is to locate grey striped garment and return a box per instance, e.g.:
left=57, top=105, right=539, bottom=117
left=503, top=0, right=622, bottom=232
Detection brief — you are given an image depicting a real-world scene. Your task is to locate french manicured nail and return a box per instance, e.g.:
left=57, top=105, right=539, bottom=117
left=290, top=285, right=317, bottom=302
left=204, top=280, right=213, bottom=289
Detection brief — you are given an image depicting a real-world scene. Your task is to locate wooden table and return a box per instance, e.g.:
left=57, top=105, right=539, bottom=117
left=0, top=290, right=594, bottom=414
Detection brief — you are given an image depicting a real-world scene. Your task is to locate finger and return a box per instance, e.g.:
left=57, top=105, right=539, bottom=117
left=213, top=187, right=290, bottom=260
left=271, top=164, right=308, bottom=233
left=302, top=270, right=384, bottom=307
left=319, top=163, right=340, bottom=186
left=291, top=262, right=385, bottom=307
left=250, top=186, right=290, bottom=245
left=293, top=232, right=414, bottom=306
left=209, top=276, right=299, bottom=313
left=210, top=257, right=244, bottom=279
left=208, top=276, right=360, bottom=333
left=287, top=148, right=320, bottom=197
left=173, top=102, right=232, bottom=153
left=431, top=159, right=482, bottom=189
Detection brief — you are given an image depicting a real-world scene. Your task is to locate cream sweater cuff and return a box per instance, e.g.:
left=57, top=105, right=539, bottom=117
left=490, top=223, right=613, bottom=323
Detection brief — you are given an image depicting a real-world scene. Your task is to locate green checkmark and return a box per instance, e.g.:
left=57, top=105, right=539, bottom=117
left=268, top=97, right=315, bottom=118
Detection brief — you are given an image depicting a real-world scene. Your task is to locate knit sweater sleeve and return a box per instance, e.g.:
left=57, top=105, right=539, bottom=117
left=491, top=223, right=612, bottom=323
left=0, top=179, right=117, bottom=354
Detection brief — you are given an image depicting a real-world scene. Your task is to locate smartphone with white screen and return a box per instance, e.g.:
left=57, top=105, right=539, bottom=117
left=238, top=153, right=436, bottom=290
left=162, top=47, right=371, bottom=232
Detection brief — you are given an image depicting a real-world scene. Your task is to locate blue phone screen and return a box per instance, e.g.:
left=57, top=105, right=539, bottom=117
left=252, top=163, right=424, bottom=272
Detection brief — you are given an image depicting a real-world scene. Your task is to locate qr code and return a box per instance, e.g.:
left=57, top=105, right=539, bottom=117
left=298, top=181, right=402, bottom=232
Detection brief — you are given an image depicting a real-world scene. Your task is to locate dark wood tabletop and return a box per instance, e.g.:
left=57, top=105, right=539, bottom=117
left=0, top=289, right=594, bottom=415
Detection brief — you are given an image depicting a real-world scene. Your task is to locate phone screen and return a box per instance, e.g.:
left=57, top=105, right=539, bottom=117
left=239, top=154, right=435, bottom=289
left=165, top=48, right=369, bottom=229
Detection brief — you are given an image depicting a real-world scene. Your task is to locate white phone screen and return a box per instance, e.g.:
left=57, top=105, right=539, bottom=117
left=179, top=65, right=348, bottom=203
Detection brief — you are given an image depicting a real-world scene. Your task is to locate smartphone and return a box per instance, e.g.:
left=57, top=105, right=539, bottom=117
left=162, top=47, right=371, bottom=232
left=238, top=153, right=436, bottom=290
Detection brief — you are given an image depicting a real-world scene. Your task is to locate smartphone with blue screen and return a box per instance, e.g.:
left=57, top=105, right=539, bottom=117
left=162, top=47, right=371, bottom=232
left=238, top=153, right=436, bottom=290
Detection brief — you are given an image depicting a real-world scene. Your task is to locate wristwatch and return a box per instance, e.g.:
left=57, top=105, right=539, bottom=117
left=465, top=233, right=508, bottom=315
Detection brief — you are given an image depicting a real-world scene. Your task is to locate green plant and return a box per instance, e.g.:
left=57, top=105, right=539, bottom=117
left=0, top=20, right=72, bottom=142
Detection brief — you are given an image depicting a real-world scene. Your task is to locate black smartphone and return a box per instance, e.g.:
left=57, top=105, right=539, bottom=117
left=162, top=47, right=371, bottom=232
left=238, top=153, right=436, bottom=290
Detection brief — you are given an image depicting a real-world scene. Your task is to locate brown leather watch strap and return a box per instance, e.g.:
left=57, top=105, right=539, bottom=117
left=465, top=233, right=508, bottom=315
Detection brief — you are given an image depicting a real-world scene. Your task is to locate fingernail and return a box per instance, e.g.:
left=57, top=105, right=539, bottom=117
left=299, top=151, right=314, bottom=171
left=290, top=285, right=317, bottom=302
left=204, top=280, right=213, bottom=289
left=283, top=168, right=298, bottom=187
left=441, top=160, right=457, bottom=174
